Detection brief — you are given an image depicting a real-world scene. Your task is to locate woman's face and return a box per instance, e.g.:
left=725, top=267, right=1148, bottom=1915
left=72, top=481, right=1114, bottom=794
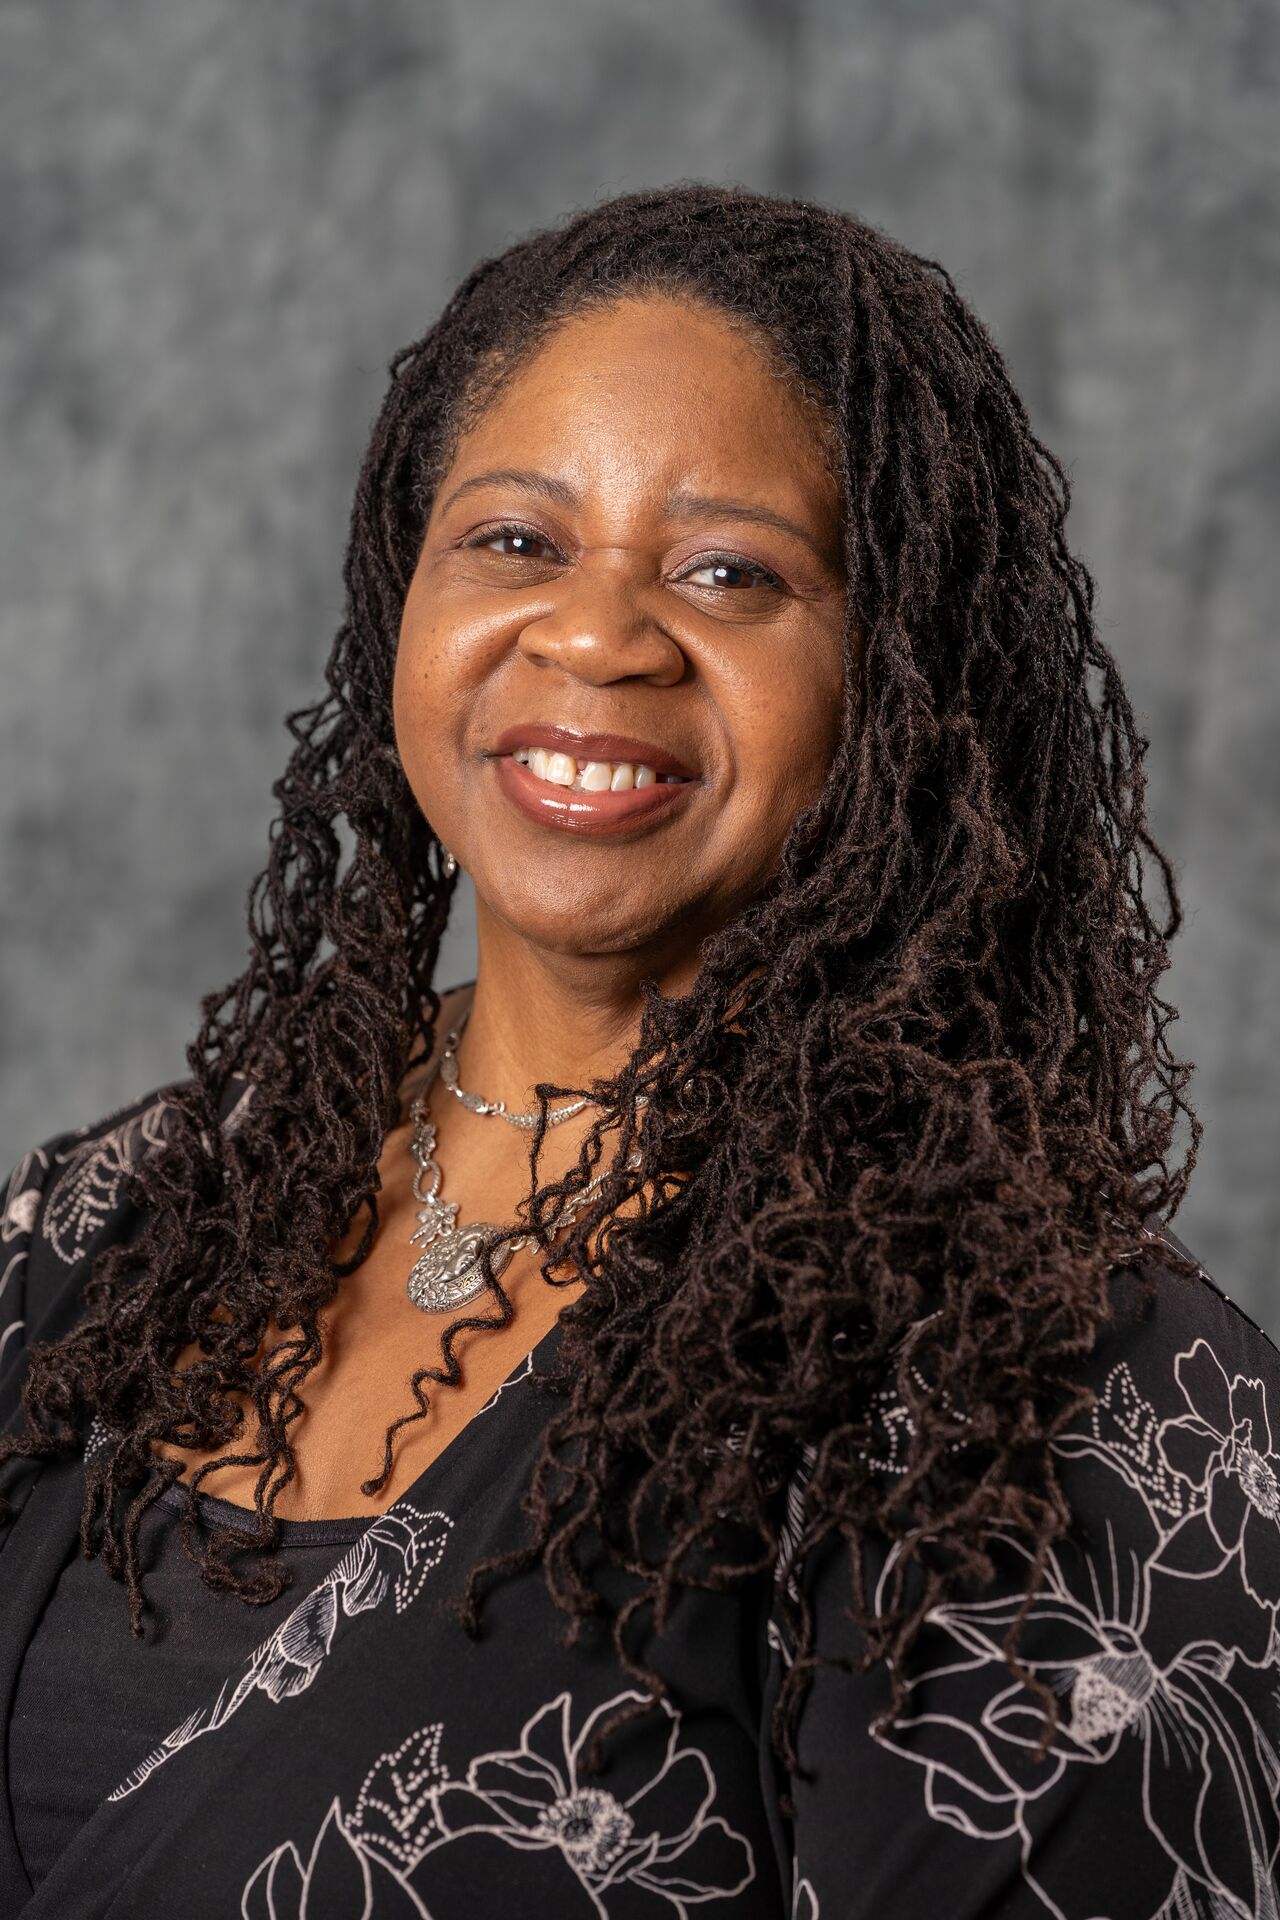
left=394, top=291, right=849, bottom=973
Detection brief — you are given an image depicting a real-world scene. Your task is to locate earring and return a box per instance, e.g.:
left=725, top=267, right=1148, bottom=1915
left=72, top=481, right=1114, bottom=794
left=441, top=847, right=458, bottom=879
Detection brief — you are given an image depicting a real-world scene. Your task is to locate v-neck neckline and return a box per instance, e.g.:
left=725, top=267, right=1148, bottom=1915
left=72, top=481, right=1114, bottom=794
left=344, top=1309, right=566, bottom=1524
left=152, top=1312, right=567, bottom=1534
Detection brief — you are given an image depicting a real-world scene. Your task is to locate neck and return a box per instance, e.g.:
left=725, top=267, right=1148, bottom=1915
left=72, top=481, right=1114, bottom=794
left=453, top=907, right=702, bottom=1106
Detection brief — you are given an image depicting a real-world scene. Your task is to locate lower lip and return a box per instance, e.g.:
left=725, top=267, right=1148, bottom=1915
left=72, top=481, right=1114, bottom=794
left=493, top=755, right=697, bottom=836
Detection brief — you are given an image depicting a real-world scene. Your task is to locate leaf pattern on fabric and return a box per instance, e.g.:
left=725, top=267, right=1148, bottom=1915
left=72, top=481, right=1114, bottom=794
left=40, top=1099, right=176, bottom=1266
left=36, top=1077, right=254, bottom=1271
left=241, top=1689, right=756, bottom=1918
left=1, top=1161, right=43, bottom=1246
left=1, top=1143, right=54, bottom=1371
left=241, top=1798, right=431, bottom=1920
left=109, top=1505, right=452, bottom=1800
left=355, top=1725, right=450, bottom=1875
left=866, top=1339, right=1280, bottom=1919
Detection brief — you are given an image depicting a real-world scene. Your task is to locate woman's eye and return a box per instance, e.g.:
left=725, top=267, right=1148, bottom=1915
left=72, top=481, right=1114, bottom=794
left=679, top=556, right=782, bottom=592
left=471, top=524, right=559, bottom=561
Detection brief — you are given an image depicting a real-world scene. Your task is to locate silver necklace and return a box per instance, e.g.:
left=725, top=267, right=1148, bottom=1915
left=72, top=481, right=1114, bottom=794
left=437, top=1014, right=591, bottom=1130
left=404, top=1081, right=644, bottom=1314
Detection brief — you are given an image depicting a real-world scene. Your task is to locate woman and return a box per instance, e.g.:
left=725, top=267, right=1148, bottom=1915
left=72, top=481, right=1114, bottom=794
left=1, top=183, right=1275, bottom=1918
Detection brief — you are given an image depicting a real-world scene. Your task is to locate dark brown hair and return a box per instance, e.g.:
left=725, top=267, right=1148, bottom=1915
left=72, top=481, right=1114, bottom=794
left=1, top=182, right=1200, bottom=1772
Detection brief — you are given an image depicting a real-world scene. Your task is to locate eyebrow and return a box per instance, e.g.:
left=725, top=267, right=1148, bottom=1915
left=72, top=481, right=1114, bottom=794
left=437, top=468, right=578, bottom=518
left=436, top=469, right=830, bottom=561
left=662, top=487, right=824, bottom=556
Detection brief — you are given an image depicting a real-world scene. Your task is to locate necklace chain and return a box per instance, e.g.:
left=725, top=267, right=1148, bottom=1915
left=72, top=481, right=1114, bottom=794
left=437, top=1011, right=590, bottom=1131
left=403, top=1022, right=644, bottom=1314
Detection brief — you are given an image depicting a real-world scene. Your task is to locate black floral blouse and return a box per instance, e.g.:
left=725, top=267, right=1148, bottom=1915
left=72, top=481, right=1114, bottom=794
left=2, top=1084, right=1279, bottom=1918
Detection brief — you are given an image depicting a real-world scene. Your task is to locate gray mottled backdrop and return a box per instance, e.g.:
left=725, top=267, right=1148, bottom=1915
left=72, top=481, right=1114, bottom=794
left=3, top=3, right=1277, bottom=1321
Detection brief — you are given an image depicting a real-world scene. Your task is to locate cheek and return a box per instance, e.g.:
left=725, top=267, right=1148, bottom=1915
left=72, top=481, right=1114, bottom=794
left=730, top=635, right=847, bottom=821
left=391, top=630, right=430, bottom=783
left=394, top=589, right=477, bottom=768
left=392, top=579, right=516, bottom=851
left=392, top=605, right=462, bottom=821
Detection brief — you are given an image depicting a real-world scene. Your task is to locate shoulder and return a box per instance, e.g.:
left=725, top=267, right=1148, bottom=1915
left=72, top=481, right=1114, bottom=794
left=1105, top=1214, right=1279, bottom=1396
left=0, top=1077, right=254, bottom=1412
left=1057, top=1221, right=1280, bottom=1617
left=869, top=1220, right=1280, bottom=1595
left=786, top=1229, right=1280, bottom=1919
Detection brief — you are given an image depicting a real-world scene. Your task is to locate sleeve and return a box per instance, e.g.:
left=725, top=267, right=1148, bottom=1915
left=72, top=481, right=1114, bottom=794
left=0, top=1140, right=64, bottom=1410
left=767, top=1250, right=1280, bottom=1920
left=0, top=1089, right=187, bottom=1431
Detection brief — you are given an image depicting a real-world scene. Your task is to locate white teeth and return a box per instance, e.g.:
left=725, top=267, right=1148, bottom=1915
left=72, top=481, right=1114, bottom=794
left=512, top=746, right=686, bottom=793
left=544, top=751, right=577, bottom=787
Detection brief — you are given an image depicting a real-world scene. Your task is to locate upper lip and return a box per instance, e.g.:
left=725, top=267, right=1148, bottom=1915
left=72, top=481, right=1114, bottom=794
left=488, top=723, right=698, bottom=780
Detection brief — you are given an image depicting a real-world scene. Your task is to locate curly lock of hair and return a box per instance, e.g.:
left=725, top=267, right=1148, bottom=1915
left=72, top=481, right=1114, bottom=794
left=1, top=180, right=1201, bottom=1776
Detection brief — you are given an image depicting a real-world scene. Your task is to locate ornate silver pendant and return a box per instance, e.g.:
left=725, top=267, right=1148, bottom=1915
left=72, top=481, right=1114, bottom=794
left=405, top=1223, right=512, bottom=1313
left=404, top=1093, right=522, bottom=1314
left=403, top=1070, right=639, bottom=1317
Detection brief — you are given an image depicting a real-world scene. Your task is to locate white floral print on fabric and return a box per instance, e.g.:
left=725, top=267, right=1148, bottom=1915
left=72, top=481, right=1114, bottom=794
left=1156, top=1336, right=1280, bottom=1607
left=241, top=1688, right=756, bottom=1919
left=37, top=1080, right=255, bottom=1270
left=1, top=1147, right=48, bottom=1365
left=476, top=1347, right=536, bottom=1414
left=110, top=1504, right=452, bottom=1801
left=355, top=1724, right=452, bottom=1875
left=2, top=1154, right=44, bottom=1247
left=204, top=1078, right=255, bottom=1146
left=241, top=1798, right=431, bottom=1920
left=866, top=1336, right=1280, bottom=1920
left=767, top=1310, right=963, bottom=1669
left=1, top=1144, right=61, bottom=1373
left=433, top=1688, right=756, bottom=1907
left=791, top=1866, right=819, bottom=1919
left=41, top=1099, right=176, bottom=1267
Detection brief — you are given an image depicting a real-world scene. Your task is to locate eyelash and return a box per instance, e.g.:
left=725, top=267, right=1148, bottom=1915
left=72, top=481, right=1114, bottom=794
left=463, top=521, right=784, bottom=592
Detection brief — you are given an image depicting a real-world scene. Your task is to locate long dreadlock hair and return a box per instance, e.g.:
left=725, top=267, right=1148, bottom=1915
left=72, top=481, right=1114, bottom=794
left=2, top=182, right=1201, bottom=1771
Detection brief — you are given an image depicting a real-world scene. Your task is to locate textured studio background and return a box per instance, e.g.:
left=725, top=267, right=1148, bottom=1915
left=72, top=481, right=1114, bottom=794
left=2, top=3, right=1277, bottom=1323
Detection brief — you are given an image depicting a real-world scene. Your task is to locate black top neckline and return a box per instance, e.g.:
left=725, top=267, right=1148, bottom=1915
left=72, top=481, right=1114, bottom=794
left=152, top=1479, right=370, bottom=1549
left=147, top=1312, right=565, bottom=1550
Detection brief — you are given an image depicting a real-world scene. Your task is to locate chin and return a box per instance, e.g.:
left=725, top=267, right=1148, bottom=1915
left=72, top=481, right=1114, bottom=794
left=481, top=879, right=709, bottom=965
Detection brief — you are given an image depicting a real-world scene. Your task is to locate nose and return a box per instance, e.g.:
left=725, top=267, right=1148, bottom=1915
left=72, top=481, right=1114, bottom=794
left=516, top=560, right=686, bottom=688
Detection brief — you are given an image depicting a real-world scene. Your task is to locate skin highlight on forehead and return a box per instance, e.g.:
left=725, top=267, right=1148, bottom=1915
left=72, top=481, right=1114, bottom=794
left=429, top=287, right=844, bottom=533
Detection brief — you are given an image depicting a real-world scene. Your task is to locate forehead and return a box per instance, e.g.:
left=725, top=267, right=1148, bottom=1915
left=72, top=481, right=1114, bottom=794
left=443, top=292, right=840, bottom=519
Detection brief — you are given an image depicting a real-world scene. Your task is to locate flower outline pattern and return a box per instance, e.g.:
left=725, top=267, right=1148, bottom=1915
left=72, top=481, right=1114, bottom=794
left=241, top=1687, right=756, bottom=1918
left=859, top=1331, right=1280, bottom=1919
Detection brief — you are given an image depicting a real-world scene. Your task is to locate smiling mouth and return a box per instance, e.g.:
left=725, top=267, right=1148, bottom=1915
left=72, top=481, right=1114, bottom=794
left=512, top=746, right=689, bottom=793
left=489, top=726, right=699, bottom=836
